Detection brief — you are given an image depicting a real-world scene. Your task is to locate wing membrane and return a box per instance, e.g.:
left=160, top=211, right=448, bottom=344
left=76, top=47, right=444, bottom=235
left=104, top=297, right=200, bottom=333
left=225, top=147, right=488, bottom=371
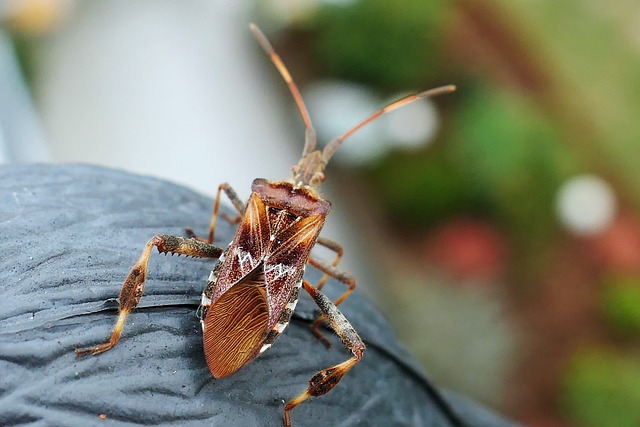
left=203, top=264, right=269, bottom=378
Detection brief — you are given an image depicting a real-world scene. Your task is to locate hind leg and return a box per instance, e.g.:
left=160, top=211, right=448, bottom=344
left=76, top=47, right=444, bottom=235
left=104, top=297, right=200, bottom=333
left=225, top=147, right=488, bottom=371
left=283, top=280, right=364, bottom=427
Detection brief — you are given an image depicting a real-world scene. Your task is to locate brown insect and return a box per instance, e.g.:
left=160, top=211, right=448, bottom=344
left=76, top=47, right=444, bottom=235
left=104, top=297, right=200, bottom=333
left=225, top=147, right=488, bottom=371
left=75, top=24, right=455, bottom=426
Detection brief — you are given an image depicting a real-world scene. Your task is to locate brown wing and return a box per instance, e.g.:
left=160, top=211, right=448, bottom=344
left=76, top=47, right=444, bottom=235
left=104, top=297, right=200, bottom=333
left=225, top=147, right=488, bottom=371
left=203, top=263, right=269, bottom=378
left=269, top=214, right=324, bottom=261
left=263, top=214, right=324, bottom=327
left=241, top=192, right=270, bottom=258
left=211, top=193, right=270, bottom=302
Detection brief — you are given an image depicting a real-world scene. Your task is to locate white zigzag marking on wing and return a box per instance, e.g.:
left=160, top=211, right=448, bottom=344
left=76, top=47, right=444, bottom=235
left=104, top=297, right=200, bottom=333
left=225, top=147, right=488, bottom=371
left=234, top=248, right=296, bottom=280
left=264, top=263, right=297, bottom=280
left=235, top=248, right=257, bottom=271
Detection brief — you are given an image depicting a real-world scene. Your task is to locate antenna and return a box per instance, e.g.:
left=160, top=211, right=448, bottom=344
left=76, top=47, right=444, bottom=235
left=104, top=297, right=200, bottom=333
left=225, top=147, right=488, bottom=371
left=321, top=85, right=456, bottom=164
left=250, top=24, right=317, bottom=157
left=250, top=23, right=456, bottom=188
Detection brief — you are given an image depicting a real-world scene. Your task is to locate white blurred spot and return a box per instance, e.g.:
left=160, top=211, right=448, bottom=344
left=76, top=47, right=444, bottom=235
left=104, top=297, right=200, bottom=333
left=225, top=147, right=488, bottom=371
left=384, top=94, right=439, bottom=149
left=303, top=80, right=387, bottom=165
left=556, top=174, right=617, bottom=235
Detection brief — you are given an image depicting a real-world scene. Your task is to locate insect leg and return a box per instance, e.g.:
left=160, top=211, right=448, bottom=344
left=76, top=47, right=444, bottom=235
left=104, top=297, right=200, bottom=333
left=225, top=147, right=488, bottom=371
left=75, top=234, right=223, bottom=357
left=186, top=183, right=244, bottom=243
left=206, top=183, right=245, bottom=243
left=313, top=236, right=344, bottom=290
left=284, top=280, right=364, bottom=427
left=306, top=256, right=356, bottom=346
left=307, top=256, right=355, bottom=307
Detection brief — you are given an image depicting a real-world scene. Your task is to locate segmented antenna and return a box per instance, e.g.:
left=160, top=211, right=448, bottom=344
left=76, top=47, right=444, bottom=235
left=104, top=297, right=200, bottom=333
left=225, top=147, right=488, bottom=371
left=321, top=85, right=456, bottom=164
left=250, top=23, right=456, bottom=189
left=249, top=24, right=317, bottom=157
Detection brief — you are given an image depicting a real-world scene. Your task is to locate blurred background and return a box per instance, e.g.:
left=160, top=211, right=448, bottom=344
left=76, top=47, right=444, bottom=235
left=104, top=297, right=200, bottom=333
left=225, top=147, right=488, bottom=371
left=2, top=0, right=640, bottom=425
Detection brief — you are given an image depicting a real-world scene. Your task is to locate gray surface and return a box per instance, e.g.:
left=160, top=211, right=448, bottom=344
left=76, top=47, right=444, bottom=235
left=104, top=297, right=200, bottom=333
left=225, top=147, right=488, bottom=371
left=0, top=164, right=517, bottom=427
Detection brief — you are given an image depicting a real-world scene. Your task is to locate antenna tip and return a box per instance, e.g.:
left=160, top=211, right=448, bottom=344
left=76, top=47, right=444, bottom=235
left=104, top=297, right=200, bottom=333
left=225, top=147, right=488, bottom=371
left=249, top=23, right=273, bottom=52
left=418, top=84, right=457, bottom=99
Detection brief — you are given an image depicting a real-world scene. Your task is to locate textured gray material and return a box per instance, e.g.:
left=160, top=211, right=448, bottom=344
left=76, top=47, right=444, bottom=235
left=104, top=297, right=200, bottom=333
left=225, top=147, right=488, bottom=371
left=0, top=164, right=517, bottom=427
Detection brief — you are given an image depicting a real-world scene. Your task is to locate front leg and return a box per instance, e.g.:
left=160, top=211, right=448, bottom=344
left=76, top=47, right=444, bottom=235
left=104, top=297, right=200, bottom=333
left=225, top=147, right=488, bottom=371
left=75, top=234, right=223, bottom=357
left=284, top=280, right=365, bottom=427
left=186, top=183, right=245, bottom=243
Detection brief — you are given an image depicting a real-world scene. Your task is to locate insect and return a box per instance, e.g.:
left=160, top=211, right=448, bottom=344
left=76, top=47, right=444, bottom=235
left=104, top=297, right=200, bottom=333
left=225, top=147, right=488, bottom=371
left=75, top=23, right=455, bottom=426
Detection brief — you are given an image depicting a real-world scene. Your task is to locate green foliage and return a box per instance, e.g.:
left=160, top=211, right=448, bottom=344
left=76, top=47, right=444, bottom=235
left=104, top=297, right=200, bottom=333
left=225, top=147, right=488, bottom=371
left=370, top=83, right=574, bottom=243
left=312, top=0, right=448, bottom=91
left=10, top=36, right=38, bottom=87
left=601, top=276, right=640, bottom=337
left=371, top=148, right=479, bottom=228
left=509, top=0, right=640, bottom=207
left=562, top=349, right=640, bottom=427
left=450, top=86, right=573, bottom=243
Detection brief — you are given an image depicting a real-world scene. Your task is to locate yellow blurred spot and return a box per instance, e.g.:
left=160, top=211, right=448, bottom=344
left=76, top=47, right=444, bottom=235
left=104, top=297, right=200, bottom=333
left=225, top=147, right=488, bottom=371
left=3, top=0, right=70, bottom=35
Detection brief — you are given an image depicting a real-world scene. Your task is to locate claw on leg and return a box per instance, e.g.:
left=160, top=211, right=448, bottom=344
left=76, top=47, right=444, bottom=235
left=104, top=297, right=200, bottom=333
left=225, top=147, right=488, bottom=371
left=75, top=309, right=129, bottom=356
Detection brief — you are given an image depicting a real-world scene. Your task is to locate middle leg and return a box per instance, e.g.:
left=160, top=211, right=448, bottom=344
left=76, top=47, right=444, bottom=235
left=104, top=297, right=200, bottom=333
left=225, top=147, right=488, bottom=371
left=313, top=236, right=344, bottom=290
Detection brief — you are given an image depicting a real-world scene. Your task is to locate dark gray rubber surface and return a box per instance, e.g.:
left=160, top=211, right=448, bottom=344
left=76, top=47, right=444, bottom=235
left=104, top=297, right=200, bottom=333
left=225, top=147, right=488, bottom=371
left=0, top=164, right=517, bottom=427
